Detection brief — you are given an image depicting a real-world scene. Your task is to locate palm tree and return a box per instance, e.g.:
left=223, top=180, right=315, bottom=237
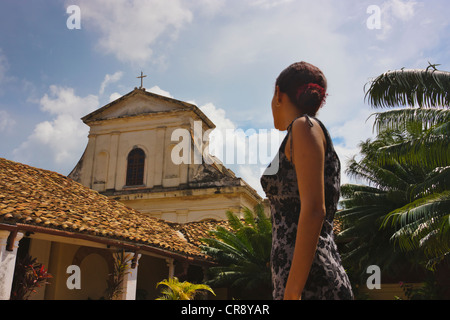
left=337, top=130, right=429, bottom=283
left=200, top=204, right=272, bottom=300
left=363, top=63, right=450, bottom=268
left=155, top=277, right=215, bottom=300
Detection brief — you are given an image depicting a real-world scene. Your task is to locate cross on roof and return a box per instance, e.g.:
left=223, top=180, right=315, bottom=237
left=137, top=71, right=147, bottom=89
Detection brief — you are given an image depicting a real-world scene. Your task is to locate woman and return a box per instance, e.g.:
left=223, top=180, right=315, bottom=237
left=260, top=62, right=353, bottom=300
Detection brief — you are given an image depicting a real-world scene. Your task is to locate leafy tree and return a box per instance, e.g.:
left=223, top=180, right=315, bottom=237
left=200, top=204, right=272, bottom=300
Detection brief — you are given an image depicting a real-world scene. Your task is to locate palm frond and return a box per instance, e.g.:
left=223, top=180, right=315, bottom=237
left=346, top=156, right=410, bottom=191
left=199, top=245, right=241, bottom=265
left=390, top=215, right=450, bottom=265
left=253, top=203, right=272, bottom=234
left=242, top=207, right=256, bottom=226
left=340, top=184, right=385, bottom=198
left=410, top=166, right=450, bottom=200
left=365, top=68, right=450, bottom=108
left=225, top=210, right=244, bottom=230
left=371, top=108, right=450, bottom=133
left=209, top=226, right=252, bottom=254
left=382, top=191, right=450, bottom=237
left=200, top=237, right=248, bottom=262
left=376, top=122, right=450, bottom=169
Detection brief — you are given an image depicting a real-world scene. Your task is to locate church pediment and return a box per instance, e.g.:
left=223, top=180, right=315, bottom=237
left=82, top=88, right=213, bottom=128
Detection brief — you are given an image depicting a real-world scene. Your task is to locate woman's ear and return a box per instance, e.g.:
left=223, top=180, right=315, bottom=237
left=274, top=85, right=284, bottom=107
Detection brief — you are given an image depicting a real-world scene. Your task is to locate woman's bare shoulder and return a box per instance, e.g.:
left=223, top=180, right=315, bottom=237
left=286, top=116, right=326, bottom=161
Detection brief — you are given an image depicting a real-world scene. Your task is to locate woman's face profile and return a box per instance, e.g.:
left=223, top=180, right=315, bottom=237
left=271, top=86, right=282, bottom=130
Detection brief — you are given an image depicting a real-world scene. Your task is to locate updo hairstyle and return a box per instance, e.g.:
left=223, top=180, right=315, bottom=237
left=275, top=61, right=328, bottom=117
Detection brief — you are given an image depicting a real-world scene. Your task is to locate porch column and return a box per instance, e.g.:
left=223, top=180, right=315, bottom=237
left=0, top=230, right=24, bottom=300
left=118, top=252, right=141, bottom=300
left=166, top=258, right=175, bottom=279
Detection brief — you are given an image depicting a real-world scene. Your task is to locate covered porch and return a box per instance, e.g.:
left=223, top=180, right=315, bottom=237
left=0, top=223, right=215, bottom=300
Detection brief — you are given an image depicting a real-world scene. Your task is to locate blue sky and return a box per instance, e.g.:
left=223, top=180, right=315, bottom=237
left=0, top=0, right=449, bottom=196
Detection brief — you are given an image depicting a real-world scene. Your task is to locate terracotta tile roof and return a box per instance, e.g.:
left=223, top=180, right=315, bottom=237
left=0, top=158, right=206, bottom=260
left=170, top=219, right=233, bottom=247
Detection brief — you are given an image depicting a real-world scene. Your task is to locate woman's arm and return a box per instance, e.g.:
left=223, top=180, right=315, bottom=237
left=283, top=117, right=326, bottom=300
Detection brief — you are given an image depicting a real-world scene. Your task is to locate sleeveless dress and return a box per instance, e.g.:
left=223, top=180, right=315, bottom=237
left=260, top=115, right=353, bottom=300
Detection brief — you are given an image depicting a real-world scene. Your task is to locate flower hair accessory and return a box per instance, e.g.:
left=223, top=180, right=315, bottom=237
left=296, top=83, right=326, bottom=101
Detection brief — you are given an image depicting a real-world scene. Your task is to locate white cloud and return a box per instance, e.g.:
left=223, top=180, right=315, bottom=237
left=13, top=85, right=99, bottom=172
left=238, top=165, right=266, bottom=197
left=200, top=102, right=239, bottom=162
left=194, top=2, right=348, bottom=76
left=0, top=110, right=15, bottom=133
left=330, top=108, right=375, bottom=151
left=377, top=0, right=418, bottom=40
left=39, top=85, right=98, bottom=117
left=109, top=92, right=123, bottom=102
left=200, top=103, right=236, bottom=131
left=334, top=144, right=361, bottom=185
left=187, top=0, right=226, bottom=18
left=99, top=71, right=123, bottom=95
left=75, top=0, right=193, bottom=64
left=146, top=86, right=173, bottom=98
left=250, top=0, right=293, bottom=9
left=200, top=102, right=284, bottom=197
left=389, top=0, right=417, bottom=21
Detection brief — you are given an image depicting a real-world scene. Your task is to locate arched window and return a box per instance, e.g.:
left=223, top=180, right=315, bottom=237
left=126, top=148, right=145, bottom=186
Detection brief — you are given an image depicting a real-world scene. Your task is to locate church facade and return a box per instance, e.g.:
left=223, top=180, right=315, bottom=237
left=68, top=87, right=262, bottom=223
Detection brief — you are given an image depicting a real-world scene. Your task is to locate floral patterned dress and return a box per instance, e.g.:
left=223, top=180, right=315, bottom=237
left=260, top=115, right=353, bottom=300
